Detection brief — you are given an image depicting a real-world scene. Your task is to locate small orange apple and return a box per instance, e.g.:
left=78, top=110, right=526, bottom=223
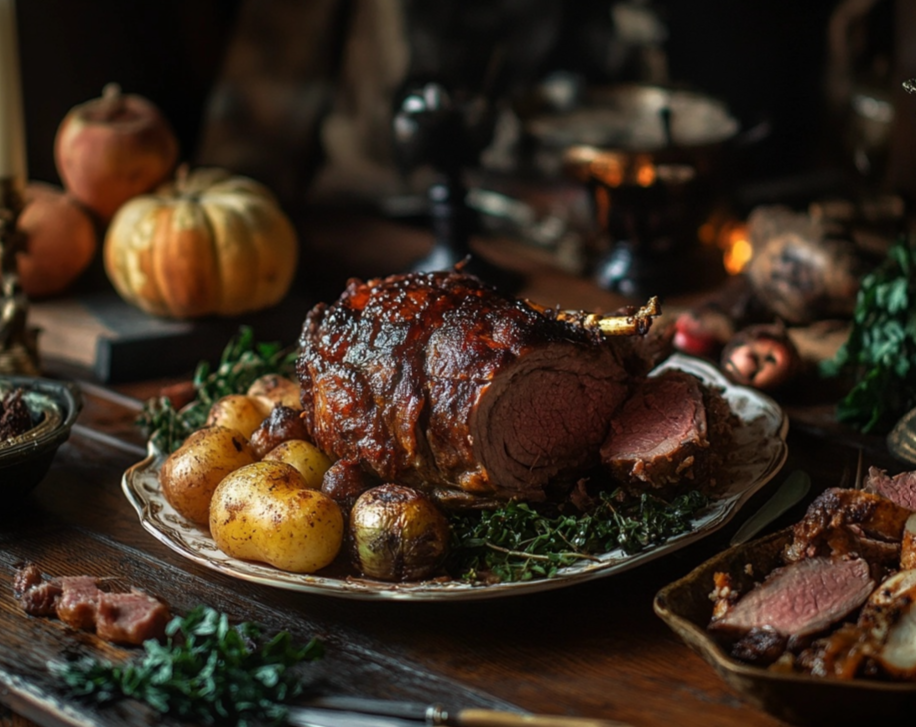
left=16, top=182, right=98, bottom=299
left=54, top=83, right=179, bottom=222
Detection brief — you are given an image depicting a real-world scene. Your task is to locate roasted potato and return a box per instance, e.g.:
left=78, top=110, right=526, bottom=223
left=205, top=394, right=269, bottom=438
left=209, top=460, right=344, bottom=573
left=349, top=484, right=450, bottom=582
left=159, top=425, right=256, bottom=525
left=262, top=439, right=333, bottom=489
left=246, top=374, right=302, bottom=411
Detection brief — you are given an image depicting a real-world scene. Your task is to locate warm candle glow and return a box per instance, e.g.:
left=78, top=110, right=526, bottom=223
left=723, top=234, right=753, bottom=275
left=0, top=0, right=26, bottom=183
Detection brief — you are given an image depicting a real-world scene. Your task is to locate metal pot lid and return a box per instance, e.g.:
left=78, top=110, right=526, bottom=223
left=527, top=84, right=740, bottom=152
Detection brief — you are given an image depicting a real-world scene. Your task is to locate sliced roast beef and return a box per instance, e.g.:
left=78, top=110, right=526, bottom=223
left=298, top=271, right=661, bottom=503
left=864, top=467, right=916, bottom=511
left=96, top=590, right=171, bottom=646
left=55, top=576, right=102, bottom=630
left=13, top=562, right=44, bottom=597
left=709, top=556, right=874, bottom=639
left=599, top=369, right=732, bottom=490
left=13, top=564, right=172, bottom=646
left=20, top=580, right=62, bottom=617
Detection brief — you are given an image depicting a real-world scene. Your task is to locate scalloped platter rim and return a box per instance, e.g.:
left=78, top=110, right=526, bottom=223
left=121, top=353, right=789, bottom=601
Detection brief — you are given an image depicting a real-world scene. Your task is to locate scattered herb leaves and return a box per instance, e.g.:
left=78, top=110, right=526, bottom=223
left=137, top=326, right=298, bottom=452
left=51, top=606, right=323, bottom=727
left=447, top=489, right=709, bottom=582
left=820, top=235, right=916, bottom=434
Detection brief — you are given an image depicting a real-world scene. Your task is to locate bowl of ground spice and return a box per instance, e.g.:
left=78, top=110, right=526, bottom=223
left=0, top=376, right=82, bottom=498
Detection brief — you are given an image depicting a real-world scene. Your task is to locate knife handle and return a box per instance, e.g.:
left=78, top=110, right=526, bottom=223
left=455, top=708, right=633, bottom=727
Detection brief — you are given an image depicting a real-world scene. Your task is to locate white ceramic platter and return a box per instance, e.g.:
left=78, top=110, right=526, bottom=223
left=122, top=353, right=789, bottom=601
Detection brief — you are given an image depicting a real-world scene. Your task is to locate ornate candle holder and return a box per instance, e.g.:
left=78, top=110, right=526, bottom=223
left=392, top=80, right=523, bottom=293
left=0, top=177, right=39, bottom=376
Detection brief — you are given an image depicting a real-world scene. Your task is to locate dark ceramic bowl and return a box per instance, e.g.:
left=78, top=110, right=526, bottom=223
left=654, top=528, right=916, bottom=727
left=1, top=375, right=82, bottom=498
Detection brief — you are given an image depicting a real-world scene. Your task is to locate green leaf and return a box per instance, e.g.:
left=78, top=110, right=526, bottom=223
left=136, top=327, right=298, bottom=453
left=820, top=234, right=916, bottom=434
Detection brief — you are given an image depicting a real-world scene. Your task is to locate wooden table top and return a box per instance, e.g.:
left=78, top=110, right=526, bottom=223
left=0, top=210, right=904, bottom=727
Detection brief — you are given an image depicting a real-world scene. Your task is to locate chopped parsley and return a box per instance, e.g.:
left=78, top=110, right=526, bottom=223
left=51, top=606, right=323, bottom=727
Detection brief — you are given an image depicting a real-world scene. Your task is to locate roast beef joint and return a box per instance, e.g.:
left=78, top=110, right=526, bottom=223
left=296, top=271, right=732, bottom=510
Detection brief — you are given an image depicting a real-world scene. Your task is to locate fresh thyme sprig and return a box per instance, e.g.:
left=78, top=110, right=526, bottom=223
left=137, top=326, right=298, bottom=452
left=820, top=235, right=916, bottom=434
left=447, top=489, right=709, bottom=582
left=51, top=606, right=324, bottom=727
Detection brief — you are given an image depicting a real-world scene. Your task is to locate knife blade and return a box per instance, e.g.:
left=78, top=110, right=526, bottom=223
left=288, top=706, right=420, bottom=727
left=730, top=469, right=811, bottom=547
left=289, top=696, right=633, bottom=727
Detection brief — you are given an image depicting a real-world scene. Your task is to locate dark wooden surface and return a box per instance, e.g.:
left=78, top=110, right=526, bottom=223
left=1, top=212, right=907, bottom=727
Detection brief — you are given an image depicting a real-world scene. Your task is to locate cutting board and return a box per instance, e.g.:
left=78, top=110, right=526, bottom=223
left=28, top=290, right=312, bottom=383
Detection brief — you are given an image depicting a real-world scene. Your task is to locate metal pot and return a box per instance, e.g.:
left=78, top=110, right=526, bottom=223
left=526, top=84, right=747, bottom=298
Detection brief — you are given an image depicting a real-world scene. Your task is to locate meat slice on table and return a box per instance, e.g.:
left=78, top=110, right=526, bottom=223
left=709, top=556, right=875, bottom=640
left=13, top=563, right=171, bottom=646
left=298, top=270, right=665, bottom=505
left=600, top=369, right=734, bottom=491
left=96, top=590, right=171, bottom=645
left=19, top=580, right=62, bottom=617
left=55, top=575, right=103, bottom=630
left=13, top=562, right=45, bottom=597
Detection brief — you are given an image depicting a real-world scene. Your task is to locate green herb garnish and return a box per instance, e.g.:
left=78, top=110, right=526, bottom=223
left=137, top=327, right=297, bottom=452
left=51, top=606, right=323, bottom=727
left=447, top=489, right=708, bottom=582
left=820, top=235, right=916, bottom=434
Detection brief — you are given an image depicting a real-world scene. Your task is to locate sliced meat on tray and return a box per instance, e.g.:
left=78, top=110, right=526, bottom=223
left=784, top=487, right=911, bottom=565
left=864, top=467, right=916, bottom=511
left=709, top=556, right=875, bottom=639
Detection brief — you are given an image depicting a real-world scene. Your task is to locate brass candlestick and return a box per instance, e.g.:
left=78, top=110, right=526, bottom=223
left=0, top=176, right=39, bottom=376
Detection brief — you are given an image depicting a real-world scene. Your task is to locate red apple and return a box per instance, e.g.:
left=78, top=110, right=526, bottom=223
left=54, top=83, right=179, bottom=222
left=16, top=182, right=98, bottom=298
left=672, top=308, right=734, bottom=358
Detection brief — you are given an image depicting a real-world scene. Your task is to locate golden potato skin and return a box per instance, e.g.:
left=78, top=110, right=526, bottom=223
left=246, top=374, right=302, bottom=411
left=159, top=425, right=256, bottom=525
left=262, top=439, right=333, bottom=489
left=206, top=394, right=268, bottom=438
left=209, top=461, right=344, bottom=573
left=349, top=484, right=450, bottom=582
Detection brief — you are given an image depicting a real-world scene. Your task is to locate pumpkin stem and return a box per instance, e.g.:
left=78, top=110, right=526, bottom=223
left=101, top=83, right=122, bottom=101
left=175, top=163, right=190, bottom=192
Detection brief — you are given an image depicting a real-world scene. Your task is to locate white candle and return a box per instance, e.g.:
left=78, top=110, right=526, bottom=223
left=0, top=0, right=26, bottom=182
